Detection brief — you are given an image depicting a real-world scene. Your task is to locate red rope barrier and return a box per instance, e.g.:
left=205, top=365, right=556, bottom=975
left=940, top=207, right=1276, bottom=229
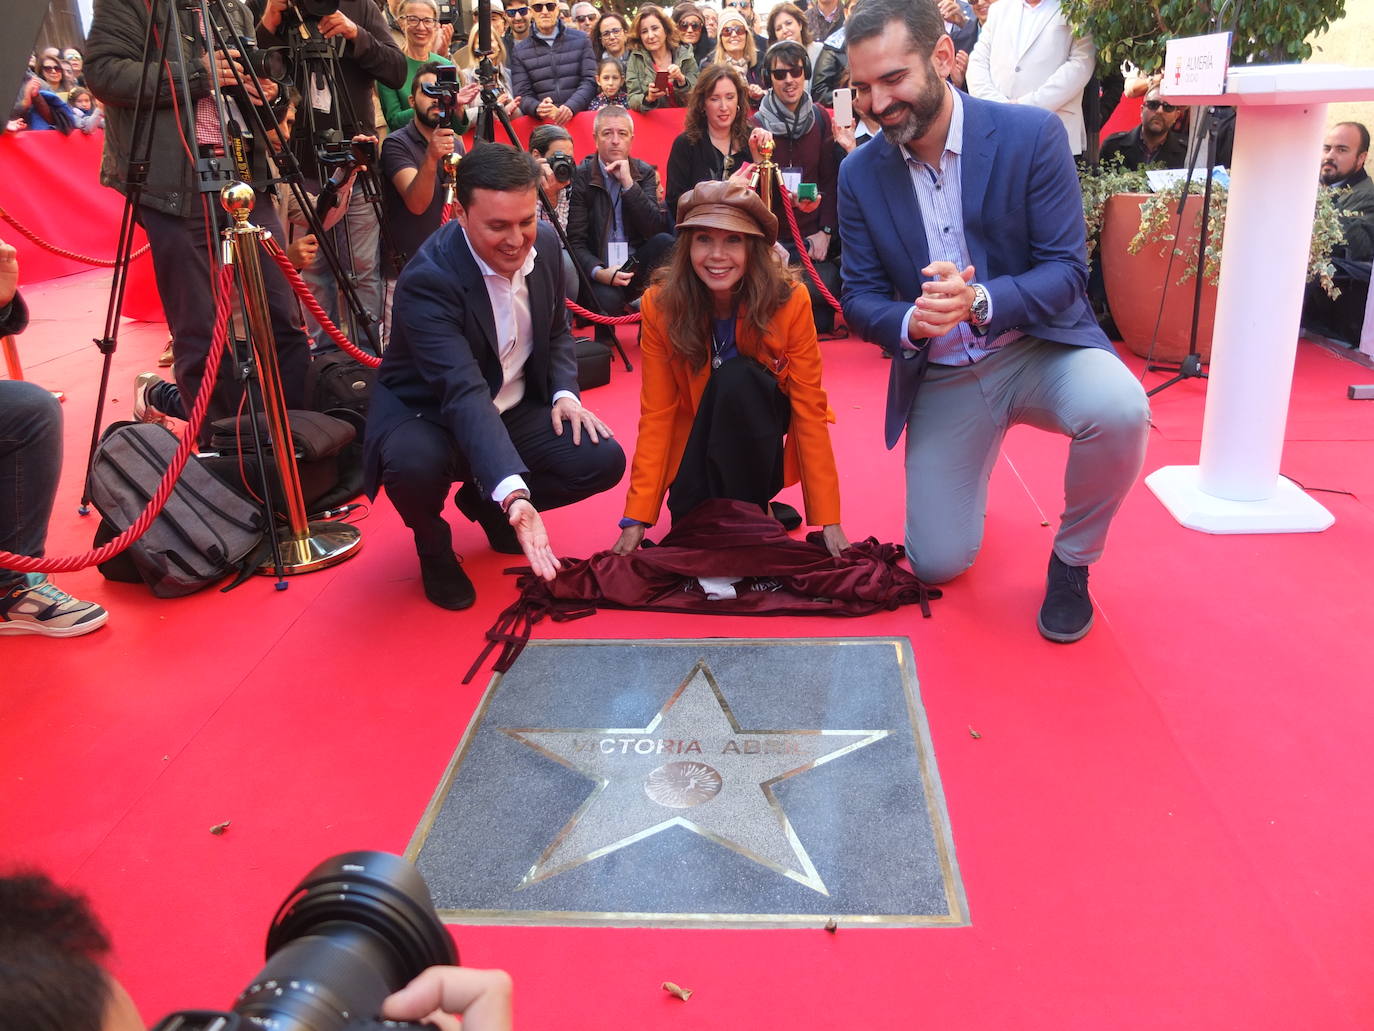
left=261, top=238, right=383, bottom=369
left=778, top=188, right=844, bottom=315
left=0, top=264, right=236, bottom=574
left=564, top=298, right=642, bottom=325
left=0, top=204, right=152, bottom=268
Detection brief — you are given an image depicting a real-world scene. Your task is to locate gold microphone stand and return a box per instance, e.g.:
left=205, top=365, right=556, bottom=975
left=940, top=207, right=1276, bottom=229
left=220, top=183, right=364, bottom=575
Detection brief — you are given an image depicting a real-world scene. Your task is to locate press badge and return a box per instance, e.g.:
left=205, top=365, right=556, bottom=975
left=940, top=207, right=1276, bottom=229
left=780, top=167, right=803, bottom=194
left=607, top=241, right=629, bottom=268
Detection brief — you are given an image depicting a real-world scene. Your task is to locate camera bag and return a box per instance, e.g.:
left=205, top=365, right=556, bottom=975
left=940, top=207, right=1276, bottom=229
left=201, top=410, right=357, bottom=512
left=575, top=336, right=612, bottom=391
left=89, top=421, right=265, bottom=597
left=306, top=351, right=375, bottom=422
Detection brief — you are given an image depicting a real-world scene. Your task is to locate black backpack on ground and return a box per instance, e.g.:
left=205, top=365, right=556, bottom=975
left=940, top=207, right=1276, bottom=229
left=306, top=351, right=375, bottom=422
left=89, top=422, right=266, bottom=598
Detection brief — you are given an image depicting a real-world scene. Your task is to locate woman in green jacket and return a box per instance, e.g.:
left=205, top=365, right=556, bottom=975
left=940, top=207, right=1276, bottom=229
left=625, top=4, right=698, bottom=111
left=378, top=0, right=455, bottom=130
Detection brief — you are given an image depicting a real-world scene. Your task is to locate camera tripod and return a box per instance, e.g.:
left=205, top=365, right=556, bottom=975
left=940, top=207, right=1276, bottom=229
left=81, top=0, right=365, bottom=580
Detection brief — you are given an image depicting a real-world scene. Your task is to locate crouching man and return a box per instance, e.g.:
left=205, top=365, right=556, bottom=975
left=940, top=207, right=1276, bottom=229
left=363, top=144, right=626, bottom=610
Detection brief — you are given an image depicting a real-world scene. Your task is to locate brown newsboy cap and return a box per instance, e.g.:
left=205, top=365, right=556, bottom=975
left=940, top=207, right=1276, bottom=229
left=675, top=179, right=778, bottom=246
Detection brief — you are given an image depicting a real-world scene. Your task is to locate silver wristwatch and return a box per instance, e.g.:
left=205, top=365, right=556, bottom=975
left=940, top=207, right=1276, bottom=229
left=969, top=283, right=991, bottom=328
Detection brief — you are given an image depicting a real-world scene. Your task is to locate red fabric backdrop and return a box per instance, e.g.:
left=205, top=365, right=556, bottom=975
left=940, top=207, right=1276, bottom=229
left=0, top=110, right=688, bottom=324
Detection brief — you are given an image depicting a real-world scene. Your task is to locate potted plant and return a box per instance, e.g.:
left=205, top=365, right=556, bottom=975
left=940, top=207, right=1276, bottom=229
left=1087, top=173, right=1344, bottom=362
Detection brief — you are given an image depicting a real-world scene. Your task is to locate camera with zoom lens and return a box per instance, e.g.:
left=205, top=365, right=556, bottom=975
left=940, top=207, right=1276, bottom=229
left=547, top=150, right=575, bottom=183
left=150, top=851, right=457, bottom=1031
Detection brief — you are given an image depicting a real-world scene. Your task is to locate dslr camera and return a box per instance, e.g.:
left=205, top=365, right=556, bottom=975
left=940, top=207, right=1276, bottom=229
left=150, top=851, right=456, bottom=1031
left=547, top=150, right=575, bottom=184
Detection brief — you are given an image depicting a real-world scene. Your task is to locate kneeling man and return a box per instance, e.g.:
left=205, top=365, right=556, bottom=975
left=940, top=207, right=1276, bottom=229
left=365, top=144, right=626, bottom=609
left=839, top=0, right=1149, bottom=642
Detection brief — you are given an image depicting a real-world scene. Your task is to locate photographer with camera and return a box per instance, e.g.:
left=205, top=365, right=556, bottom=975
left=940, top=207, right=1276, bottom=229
left=0, top=856, right=513, bottom=1031
left=258, top=0, right=407, bottom=354
left=379, top=62, right=476, bottom=340
left=529, top=123, right=578, bottom=292
left=85, top=0, right=312, bottom=443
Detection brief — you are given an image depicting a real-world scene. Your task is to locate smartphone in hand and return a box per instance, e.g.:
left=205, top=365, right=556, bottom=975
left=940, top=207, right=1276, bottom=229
left=832, top=87, right=854, bottom=128
left=654, top=69, right=671, bottom=93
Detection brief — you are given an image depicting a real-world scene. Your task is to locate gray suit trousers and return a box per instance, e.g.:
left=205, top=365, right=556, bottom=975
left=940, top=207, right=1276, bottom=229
left=902, top=338, right=1149, bottom=584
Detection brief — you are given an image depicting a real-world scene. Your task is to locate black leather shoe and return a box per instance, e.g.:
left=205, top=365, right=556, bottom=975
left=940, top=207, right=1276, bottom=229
left=769, top=501, right=802, bottom=531
left=1037, top=553, right=1094, bottom=643
left=418, top=551, right=476, bottom=610
left=454, top=483, right=523, bottom=555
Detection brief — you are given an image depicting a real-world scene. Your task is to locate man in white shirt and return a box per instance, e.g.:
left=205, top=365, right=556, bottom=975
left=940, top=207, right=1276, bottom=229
left=363, top=144, right=626, bottom=609
left=965, top=0, right=1095, bottom=155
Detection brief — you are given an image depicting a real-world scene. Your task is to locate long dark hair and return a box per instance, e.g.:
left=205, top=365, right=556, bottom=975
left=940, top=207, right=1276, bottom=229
left=649, top=231, right=796, bottom=369
left=683, top=63, right=751, bottom=147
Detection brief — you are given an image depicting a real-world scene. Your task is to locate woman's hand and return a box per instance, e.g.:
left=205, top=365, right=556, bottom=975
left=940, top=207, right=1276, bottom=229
left=612, top=523, right=646, bottom=555
left=748, top=126, right=773, bottom=162
left=668, top=63, right=686, bottom=86
left=820, top=524, right=849, bottom=557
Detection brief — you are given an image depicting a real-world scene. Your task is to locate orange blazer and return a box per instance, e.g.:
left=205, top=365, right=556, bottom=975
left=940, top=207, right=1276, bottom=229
left=624, top=281, right=842, bottom=527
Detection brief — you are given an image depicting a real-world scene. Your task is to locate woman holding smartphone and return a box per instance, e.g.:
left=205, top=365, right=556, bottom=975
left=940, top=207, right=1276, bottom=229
left=625, top=4, right=698, bottom=111
left=613, top=180, right=847, bottom=555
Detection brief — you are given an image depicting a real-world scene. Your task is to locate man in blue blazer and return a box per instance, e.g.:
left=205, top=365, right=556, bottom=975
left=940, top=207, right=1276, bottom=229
left=838, top=0, right=1148, bottom=643
left=364, top=145, right=626, bottom=610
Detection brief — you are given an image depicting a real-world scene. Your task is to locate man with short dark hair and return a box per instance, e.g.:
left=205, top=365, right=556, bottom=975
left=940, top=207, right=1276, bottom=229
left=839, top=0, right=1149, bottom=643
left=1301, top=121, right=1374, bottom=344
left=365, top=144, right=625, bottom=609
left=1100, top=86, right=1187, bottom=170
left=379, top=61, right=478, bottom=339
left=567, top=106, right=674, bottom=342
left=509, top=0, right=597, bottom=124
left=750, top=40, right=843, bottom=332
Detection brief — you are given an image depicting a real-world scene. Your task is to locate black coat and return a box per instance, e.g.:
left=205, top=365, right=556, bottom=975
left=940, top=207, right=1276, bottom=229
left=363, top=221, right=579, bottom=499
left=566, top=155, right=671, bottom=277
left=664, top=131, right=751, bottom=218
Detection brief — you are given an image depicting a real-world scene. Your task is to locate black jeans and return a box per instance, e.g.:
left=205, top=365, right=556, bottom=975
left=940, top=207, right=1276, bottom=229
left=376, top=397, right=627, bottom=557
left=137, top=199, right=310, bottom=443
left=582, top=232, right=676, bottom=325
left=0, top=381, right=62, bottom=589
left=667, top=357, right=791, bottom=523
left=781, top=238, right=842, bottom=333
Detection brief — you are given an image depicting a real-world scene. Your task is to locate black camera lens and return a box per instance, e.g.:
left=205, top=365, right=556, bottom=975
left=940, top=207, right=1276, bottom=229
left=297, top=0, right=342, bottom=18
left=548, top=151, right=574, bottom=183
left=229, top=851, right=456, bottom=1031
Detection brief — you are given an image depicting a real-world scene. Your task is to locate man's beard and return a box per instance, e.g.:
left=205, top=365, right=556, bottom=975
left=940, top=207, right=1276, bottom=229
left=417, top=105, right=443, bottom=129
left=876, top=66, right=946, bottom=147
left=1319, top=163, right=1342, bottom=185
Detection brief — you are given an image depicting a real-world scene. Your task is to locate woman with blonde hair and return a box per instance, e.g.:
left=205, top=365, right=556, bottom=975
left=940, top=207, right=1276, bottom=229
left=708, top=7, right=763, bottom=105
left=613, top=180, right=847, bottom=554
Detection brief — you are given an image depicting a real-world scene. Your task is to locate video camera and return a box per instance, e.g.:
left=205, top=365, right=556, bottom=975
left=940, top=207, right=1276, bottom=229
left=317, top=137, right=377, bottom=170
left=420, top=65, right=464, bottom=129
left=150, top=851, right=456, bottom=1031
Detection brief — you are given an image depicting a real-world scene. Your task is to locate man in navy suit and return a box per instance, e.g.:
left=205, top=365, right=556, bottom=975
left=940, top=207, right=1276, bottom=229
left=364, top=144, right=626, bottom=610
left=838, top=0, right=1148, bottom=643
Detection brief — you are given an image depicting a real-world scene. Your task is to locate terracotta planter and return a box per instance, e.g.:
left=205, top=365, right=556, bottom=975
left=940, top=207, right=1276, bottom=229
left=1099, top=192, right=1218, bottom=363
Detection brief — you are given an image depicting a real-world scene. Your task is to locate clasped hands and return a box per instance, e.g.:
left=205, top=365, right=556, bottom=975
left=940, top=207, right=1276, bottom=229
left=908, top=260, right=976, bottom=341
left=535, top=96, right=574, bottom=125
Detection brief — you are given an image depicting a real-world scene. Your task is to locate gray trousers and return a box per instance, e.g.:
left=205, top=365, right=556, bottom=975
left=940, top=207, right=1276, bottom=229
left=903, top=338, right=1149, bottom=584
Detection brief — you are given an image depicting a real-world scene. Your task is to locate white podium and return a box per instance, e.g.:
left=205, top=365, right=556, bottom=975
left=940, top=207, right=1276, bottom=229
left=1147, top=64, right=1374, bottom=533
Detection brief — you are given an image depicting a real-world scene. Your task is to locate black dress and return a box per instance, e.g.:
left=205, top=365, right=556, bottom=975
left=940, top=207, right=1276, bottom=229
left=664, top=132, right=753, bottom=220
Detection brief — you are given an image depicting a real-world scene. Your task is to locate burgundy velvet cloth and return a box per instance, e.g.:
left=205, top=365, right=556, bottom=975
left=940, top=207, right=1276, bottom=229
left=465, top=499, right=939, bottom=681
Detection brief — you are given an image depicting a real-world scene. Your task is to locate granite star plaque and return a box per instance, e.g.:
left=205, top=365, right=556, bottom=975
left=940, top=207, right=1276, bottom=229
left=407, top=639, right=967, bottom=928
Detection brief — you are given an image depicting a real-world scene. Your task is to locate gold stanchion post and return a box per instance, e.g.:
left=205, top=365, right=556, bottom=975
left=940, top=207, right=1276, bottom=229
left=220, top=183, right=363, bottom=574
left=752, top=137, right=777, bottom=215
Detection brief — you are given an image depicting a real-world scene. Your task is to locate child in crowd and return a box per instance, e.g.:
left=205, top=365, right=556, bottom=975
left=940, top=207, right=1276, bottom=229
left=590, top=59, right=628, bottom=111
left=66, top=88, right=104, bottom=133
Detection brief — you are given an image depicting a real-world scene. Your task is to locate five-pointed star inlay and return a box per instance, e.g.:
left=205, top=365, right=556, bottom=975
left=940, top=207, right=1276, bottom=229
left=500, top=660, right=890, bottom=895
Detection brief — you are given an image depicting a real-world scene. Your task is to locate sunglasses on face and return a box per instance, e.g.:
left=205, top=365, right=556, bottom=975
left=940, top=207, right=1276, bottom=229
left=531, top=2, right=558, bottom=11
left=574, top=13, right=597, bottom=21
left=1143, top=99, right=1179, bottom=112
left=400, top=15, right=437, bottom=26
left=42, top=64, right=61, bottom=72
left=506, top=6, right=530, bottom=15
left=679, top=19, right=702, bottom=30
left=770, top=66, right=803, bottom=80
left=727, top=1, right=750, bottom=8
left=720, top=25, right=747, bottom=36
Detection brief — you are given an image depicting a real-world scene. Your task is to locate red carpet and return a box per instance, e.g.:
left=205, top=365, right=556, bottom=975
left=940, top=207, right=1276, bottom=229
left=4, top=265, right=1374, bottom=1030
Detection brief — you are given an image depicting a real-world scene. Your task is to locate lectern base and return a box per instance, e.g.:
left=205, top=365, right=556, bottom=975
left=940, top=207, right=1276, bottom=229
left=1145, top=465, right=1334, bottom=534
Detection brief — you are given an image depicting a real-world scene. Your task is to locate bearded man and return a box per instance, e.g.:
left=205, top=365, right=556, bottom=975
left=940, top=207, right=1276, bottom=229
left=837, top=0, right=1149, bottom=643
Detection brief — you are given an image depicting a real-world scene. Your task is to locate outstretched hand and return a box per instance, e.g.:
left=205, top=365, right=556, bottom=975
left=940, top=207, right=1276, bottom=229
left=508, top=500, right=560, bottom=581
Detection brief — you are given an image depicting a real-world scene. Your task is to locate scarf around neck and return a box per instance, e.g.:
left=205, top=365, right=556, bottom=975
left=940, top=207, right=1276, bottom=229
left=755, top=89, right=815, bottom=140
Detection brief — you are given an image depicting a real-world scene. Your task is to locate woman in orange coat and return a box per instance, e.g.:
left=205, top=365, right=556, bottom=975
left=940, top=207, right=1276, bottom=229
left=612, top=179, right=848, bottom=556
